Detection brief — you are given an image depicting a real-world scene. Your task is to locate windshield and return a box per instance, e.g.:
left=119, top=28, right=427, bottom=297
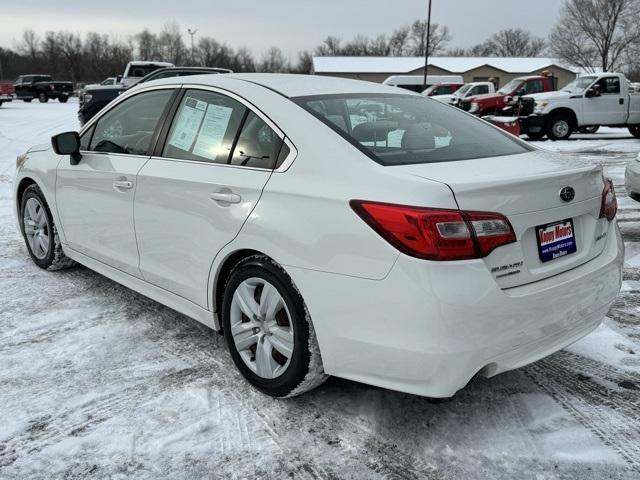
left=497, top=79, right=523, bottom=95
left=453, top=84, right=473, bottom=97
left=293, top=93, right=531, bottom=166
left=562, top=76, right=597, bottom=94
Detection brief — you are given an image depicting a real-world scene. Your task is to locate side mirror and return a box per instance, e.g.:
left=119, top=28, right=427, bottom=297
left=51, top=131, right=82, bottom=165
left=518, top=89, right=526, bottom=97
left=585, top=88, right=594, bottom=98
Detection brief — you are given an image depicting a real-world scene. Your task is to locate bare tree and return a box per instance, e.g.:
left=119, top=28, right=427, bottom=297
left=342, top=35, right=370, bottom=56
left=135, top=29, right=160, bottom=61
left=258, top=46, right=290, bottom=73
left=389, top=26, right=411, bottom=56
left=484, top=29, right=546, bottom=56
left=314, top=36, right=342, bottom=56
left=158, top=22, right=186, bottom=64
left=18, top=29, right=40, bottom=60
left=293, top=50, right=313, bottom=73
left=409, top=20, right=451, bottom=56
left=550, top=0, right=640, bottom=72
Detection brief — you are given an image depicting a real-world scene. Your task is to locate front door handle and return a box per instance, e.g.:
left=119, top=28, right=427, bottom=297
left=113, top=180, right=133, bottom=191
left=209, top=192, right=241, bottom=204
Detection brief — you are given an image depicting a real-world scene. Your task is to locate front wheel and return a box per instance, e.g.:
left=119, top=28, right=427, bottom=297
left=547, top=114, right=573, bottom=140
left=23, top=98, right=33, bottom=103
left=222, top=255, right=326, bottom=398
left=20, top=184, right=76, bottom=270
left=629, top=125, right=640, bottom=139
left=38, top=92, right=48, bottom=103
left=59, top=96, right=68, bottom=103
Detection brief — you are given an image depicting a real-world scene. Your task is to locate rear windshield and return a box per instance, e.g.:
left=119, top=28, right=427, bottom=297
left=293, top=93, right=531, bottom=166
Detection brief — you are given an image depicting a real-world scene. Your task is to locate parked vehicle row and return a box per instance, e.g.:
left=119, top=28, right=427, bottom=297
left=430, top=81, right=495, bottom=106
left=78, top=62, right=232, bottom=125
left=14, top=73, right=623, bottom=399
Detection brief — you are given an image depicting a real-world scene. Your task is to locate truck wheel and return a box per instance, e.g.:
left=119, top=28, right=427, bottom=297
left=59, top=96, right=68, bottom=103
left=23, top=99, right=33, bottom=103
left=38, top=92, right=48, bottom=103
left=579, top=126, right=600, bottom=134
left=630, top=125, right=640, bottom=139
left=547, top=114, right=573, bottom=140
left=526, top=132, right=545, bottom=141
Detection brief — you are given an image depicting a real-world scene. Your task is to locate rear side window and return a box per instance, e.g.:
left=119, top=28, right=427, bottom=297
left=163, top=90, right=247, bottom=164
left=90, top=89, right=174, bottom=155
left=294, top=93, right=531, bottom=166
left=230, top=112, right=284, bottom=169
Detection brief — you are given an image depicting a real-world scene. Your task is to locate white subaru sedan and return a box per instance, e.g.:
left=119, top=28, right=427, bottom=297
left=14, top=74, right=623, bottom=398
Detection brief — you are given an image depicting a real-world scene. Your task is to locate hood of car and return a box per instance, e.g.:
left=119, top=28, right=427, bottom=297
left=525, top=91, right=573, bottom=102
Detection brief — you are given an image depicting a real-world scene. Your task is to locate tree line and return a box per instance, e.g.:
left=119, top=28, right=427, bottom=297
left=0, top=0, right=638, bottom=84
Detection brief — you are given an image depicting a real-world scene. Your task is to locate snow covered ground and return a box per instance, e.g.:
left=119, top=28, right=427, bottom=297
left=1, top=102, right=639, bottom=479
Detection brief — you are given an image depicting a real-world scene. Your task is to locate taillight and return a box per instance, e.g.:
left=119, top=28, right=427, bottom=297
left=600, top=178, right=617, bottom=221
left=350, top=201, right=516, bottom=261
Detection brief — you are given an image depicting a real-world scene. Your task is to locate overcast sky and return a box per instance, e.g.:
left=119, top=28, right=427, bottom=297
left=0, top=0, right=563, bottom=58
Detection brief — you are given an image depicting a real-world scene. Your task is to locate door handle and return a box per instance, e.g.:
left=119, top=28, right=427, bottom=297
left=209, top=192, right=241, bottom=204
left=113, top=180, right=133, bottom=191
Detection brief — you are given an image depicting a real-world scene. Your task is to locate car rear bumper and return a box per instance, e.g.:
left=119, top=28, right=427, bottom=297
left=289, top=220, right=623, bottom=398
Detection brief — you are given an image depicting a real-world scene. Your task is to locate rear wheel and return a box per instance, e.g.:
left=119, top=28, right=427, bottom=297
left=38, top=92, right=48, bottom=103
left=547, top=114, right=573, bottom=140
left=59, top=96, right=68, bottom=103
left=578, top=125, right=600, bottom=134
left=629, top=125, right=640, bottom=139
left=20, top=184, right=76, bottom=270
left=222, top=255, right=326, bottom=398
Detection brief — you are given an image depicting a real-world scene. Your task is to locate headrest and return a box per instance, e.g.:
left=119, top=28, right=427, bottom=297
left=352, top=121, right=398, bottom=142
left=401, top=123, right=435, bottom=150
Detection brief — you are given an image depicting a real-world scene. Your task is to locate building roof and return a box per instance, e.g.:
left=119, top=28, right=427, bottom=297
left=312, top=56, right=578, bottom=74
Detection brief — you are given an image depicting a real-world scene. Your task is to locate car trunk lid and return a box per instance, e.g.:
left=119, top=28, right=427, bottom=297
left=395, top=150, right=610, bottom=288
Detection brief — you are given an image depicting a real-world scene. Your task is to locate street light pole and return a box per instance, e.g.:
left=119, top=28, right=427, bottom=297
left=422, top=0, right=433, bottom=91
left=187, top=28, right=198, bottom=64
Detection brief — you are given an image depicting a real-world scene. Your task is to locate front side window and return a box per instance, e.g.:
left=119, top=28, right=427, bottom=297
left=524, top=79, right=544, bottom=95
left=497, top=79, right=523, bottom=95
left=89, top=89, right=174, bottom=155
left=163, top=90, right=247, bottom=164
left=295, top=93, right=531, bottom=166
left=595, top=76, right=620, bottom=94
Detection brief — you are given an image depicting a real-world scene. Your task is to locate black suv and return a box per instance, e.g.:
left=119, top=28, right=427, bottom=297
left=78, top=67, right=232, bottom=125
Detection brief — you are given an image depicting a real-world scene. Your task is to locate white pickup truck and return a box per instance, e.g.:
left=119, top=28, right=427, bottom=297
left=431, top=82, right=495, bottom=106
left=521, top=73, right=640, bottom=140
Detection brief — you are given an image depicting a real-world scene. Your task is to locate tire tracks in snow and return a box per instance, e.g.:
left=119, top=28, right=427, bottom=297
left=524, top=350, right=640, bottom=471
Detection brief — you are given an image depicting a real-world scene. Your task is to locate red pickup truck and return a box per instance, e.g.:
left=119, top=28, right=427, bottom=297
left=0, top=81, right=15, bottom=107
left=459, top=75, right=557, bottom=116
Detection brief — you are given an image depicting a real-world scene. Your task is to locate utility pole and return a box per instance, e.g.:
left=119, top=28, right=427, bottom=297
left=187, top=28, right=198, bottom=65
left=422, top=0, right=433, bottom=91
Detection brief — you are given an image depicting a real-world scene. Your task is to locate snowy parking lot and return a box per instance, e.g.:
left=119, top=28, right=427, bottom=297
left=1, top=99, right=640, bottom=479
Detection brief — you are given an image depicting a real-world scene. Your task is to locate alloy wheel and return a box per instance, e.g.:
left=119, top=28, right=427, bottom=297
left=229, top=278, right=294, bottom=379
left=23, top=197, right=50, bottom=260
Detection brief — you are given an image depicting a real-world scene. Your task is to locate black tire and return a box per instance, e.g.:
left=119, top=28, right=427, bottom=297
left=19, top=184, right=76, bottom=271
left=23, top=98, right=33, bottom=103
left=629, top=125, right=640, bottom=139
left=38, top=92, right=48, bottom=103
left=221, top=254, right=326, bottom=398
left=578, top=125, right=600, bottom=134
left=525, top=131, right=545, bottom=141
left=547, top=113, right=573, bottom=140
left=59, top=96, right=68, bottom=103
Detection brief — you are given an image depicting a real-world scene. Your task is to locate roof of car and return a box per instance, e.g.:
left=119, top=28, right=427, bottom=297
left=141, top=73, right=413, bottom=98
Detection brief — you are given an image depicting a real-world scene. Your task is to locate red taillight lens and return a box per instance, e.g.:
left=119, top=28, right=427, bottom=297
left=600, top=178, right=617, bottom=221
left=350, top=200, right=516, bottom=261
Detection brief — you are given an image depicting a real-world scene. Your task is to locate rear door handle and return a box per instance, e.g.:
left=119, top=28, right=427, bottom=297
left=209, top=192, right=241, bottom=204
left=113, top=180, right=133, bottom=190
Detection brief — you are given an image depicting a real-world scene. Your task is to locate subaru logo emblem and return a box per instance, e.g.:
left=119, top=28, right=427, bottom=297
left=560, top=186, right=575, bottom=202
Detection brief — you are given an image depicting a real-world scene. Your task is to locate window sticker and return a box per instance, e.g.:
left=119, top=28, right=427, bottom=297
left=168, top=97, right=207, bottom=151
left=192, top=104, right=233, bottom=160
